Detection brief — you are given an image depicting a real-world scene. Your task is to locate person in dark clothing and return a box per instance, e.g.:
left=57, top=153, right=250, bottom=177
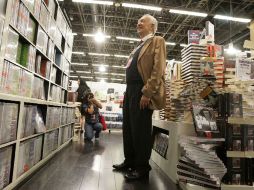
left=81, top=92, right=103, bottom=141
left=112, top=14, right=166, bottom=181
left=76, top=78, right=90, bottom=102
left=76, top=78, right=91, bottom=133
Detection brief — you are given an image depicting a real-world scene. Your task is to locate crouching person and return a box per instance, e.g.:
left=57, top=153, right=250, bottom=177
left=81, top=92, right=103, bottom=141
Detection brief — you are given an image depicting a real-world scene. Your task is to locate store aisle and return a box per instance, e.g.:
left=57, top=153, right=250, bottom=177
left=17, top=132, right=180, bottom=190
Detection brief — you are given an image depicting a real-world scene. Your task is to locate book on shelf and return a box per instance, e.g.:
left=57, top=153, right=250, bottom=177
left=0, top=102, right=19, bottom=145
left=36, top=26, right=48, bottom=54
left=35, top=54, right=41, bottom=74
left=39, top=3, right=49, bottom=31
left=40, top=59, right=51, bottom=79
left=17, top=2, right=29, bottom=37
left=236, top=57, right=254, bottom=80
left=33, top=0, right=41, bottom=20
left=50, top=67, right=57, bottom=83
left=0, top=16, right=4, bottom=47
left=0, top=146, right=13, bottom=189
left=43, top=130, right=59, bottom=158
left=5, top=28, right=19, bottom=62
left=10, top=0, right=20, bottom=28
left=17, top=136, right=43, bottom=177
left=192, top=104, right=219, bottom=133
left=27, top=17, right=36, bottom=43
left=188, top=30, right=201, bottom=44
left=225, top=93, right=243, bottom=117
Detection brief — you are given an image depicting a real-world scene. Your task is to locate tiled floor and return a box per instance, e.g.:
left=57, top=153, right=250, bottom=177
left=17, top=131, right=180, bottom=190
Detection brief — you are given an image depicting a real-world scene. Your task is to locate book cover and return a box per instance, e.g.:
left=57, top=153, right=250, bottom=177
left=188, top=30, right=201, bottom=44
left=192, top=104, right=218, bottom=133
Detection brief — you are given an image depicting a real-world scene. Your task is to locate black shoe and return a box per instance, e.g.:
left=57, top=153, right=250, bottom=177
left=95, top=132, right=100, bottom=138
left=124, top=170, right=149, bottom=181
left=112, top=162, right=133, bottom=171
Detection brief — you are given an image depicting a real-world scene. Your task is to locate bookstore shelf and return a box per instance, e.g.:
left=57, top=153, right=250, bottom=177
left=3, top=139, right=72, bottom=190
left=8, top=23, right=68, bottom=85
left=0, top=0, right=74, bottom=189
left=20, top=0, right=50, bottom=41
left=228, top=117, right=254, bottom=125
left=221, top=184, right=254, bottom=190
left=227, top=151, right=246, bottom=158
left=0, top=93, right=64, bottom=106
left=179, top=182, right=214, bottom=190
left=151, top=119, right=195, bottom=183
left=9, top=24, right=36, bottom=48
left=0, top=141, right=17, bottom=149
left=45, top=127, right=59, bottom=133
left=227, top=151, right=254, bottom=158
left=4, top=57, right=52, bottom=84
left=19, top=133, right=43, bottom=142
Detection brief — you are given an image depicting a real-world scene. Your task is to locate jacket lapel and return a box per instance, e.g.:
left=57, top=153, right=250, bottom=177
left=138, top=37, right=153, bottom=61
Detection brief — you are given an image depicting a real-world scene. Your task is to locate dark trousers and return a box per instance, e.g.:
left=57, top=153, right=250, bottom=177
left=123, top=83, right=153, bottom=171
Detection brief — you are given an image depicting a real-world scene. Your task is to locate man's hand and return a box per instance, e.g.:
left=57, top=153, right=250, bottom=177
left=140, top=95, right=150, bottom=109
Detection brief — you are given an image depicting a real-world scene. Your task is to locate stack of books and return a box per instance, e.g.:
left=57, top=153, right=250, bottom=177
left=178, top=136, right=226, bottom=189
left=181, top=44, right=208, bottom=84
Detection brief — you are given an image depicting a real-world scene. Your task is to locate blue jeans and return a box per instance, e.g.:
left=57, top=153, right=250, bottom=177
left=85, top=122, right=102, bottom=140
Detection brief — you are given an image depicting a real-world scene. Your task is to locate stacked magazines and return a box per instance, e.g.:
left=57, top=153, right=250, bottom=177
left=178, top=136, right=226, bottom=189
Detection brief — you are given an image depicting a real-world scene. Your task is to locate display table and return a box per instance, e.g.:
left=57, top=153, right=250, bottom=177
left=151, top=119, right=195, bottom=183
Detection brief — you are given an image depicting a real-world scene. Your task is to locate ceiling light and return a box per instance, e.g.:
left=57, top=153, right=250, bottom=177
left=169, top=9, right=208, bottom=17
left=94, top=31, right=106, bottom=43
left=180, top=44, right=188, bottom=47
left=72, top=33, right=77, bottom=36
left=99, top=65, right=106, bottom=72
left=116, top=36, right=140, bottom=41
left=72, top=51, right=84, bottom=55
left=112, top=65, right=125, bottom=68
left=71, top=63, right=89, bottom=66
left=74, top=71, right=91, bottom=73
left=88, top=53, right=110, bottom=56
left=70, top=75, right=93, bottom=79
left=214, top=15, right=251, bottom=23
left=114, top=54, right=129, bottom=58
left=93, top=64, right=109, bottom=67
left=97, top=77, right=107, bottom=80
left=100, top=79, right=106, bottom=83
left=111, top=73, right=125, bottom=76
left=72, top=0, right=113, bottom=5
left=94, top=72, right=109, bottom=74
left=83, top=33, right=111, bottom=38
left=165, top=42, right=176, bottom=46
left=225, top=43, right=241, bottom=55
left=122, top=3, right=162, bottom=11
left=111, top=78, right=123, bottom=81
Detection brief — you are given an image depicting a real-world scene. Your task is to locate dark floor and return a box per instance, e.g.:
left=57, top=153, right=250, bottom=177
left=18, top=131, right=180, bottom=190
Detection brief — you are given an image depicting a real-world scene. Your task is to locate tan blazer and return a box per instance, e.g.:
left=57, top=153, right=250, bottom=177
left=137, top=36, right=166, bottom=110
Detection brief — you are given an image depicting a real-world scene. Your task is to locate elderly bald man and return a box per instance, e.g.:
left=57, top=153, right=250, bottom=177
left=113, top=14, right=166, bottom=181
